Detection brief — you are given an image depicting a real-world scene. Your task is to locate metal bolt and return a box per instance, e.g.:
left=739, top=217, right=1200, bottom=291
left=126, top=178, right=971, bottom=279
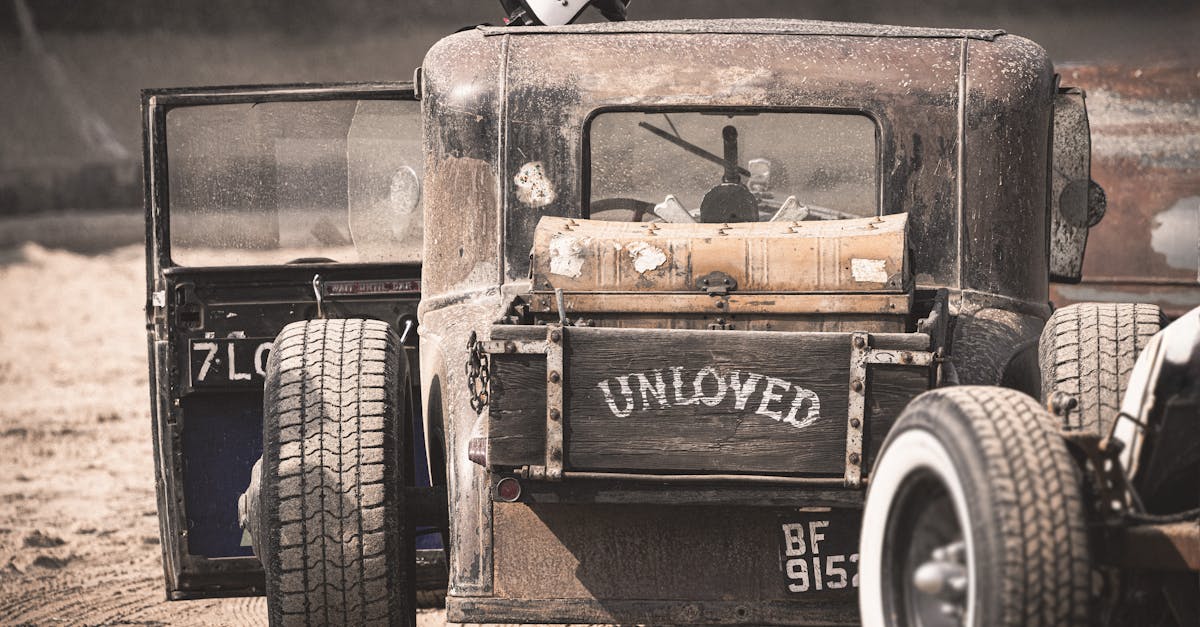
left=1048, top=391, right=1078, bottom=418
left=715, top=301, right=726, bottom=309
left=550, top=330, right=561, bottom=343
left=900, top=352, right=913, bottom=364
left=549, top=408, right=561, bottom=422
left=850, top=418, right=861, bottom=429
left=504, top=341, right=516, bottom=353
left=853, top=336, right=866, bottom=349
left=851, top=380, right=864, bottom=393
left=848, top=453, right=860, bottom=464
left=548, top=371, right=560, bottom=383
left=550, top=448, right=562, bottom=462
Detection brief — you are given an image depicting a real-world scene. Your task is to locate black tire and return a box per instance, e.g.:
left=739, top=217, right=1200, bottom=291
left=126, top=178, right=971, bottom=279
left=859, top=386, right=1090, bottom=627
left=260, top=318, right=415, bottom=627
left=1039, top=302, right=1161, bottom=433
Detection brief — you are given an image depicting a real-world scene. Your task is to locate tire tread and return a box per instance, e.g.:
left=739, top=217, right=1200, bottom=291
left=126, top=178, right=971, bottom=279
left=900, top=386, right=1091, bottom=627
left=1039, top=302, right=1161, bottom=432
left=261, top=318, right=413, bottom=627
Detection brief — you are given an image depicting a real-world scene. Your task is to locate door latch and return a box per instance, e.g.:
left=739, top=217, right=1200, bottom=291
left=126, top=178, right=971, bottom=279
left=695, top=271, right=737, bottom=295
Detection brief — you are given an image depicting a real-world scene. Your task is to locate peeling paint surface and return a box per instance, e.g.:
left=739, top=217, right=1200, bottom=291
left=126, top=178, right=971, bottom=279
left=513, top=161, right=556, bottom=208
left=1049, top=64, right=1200, bottom=317
left=1056, top=284, right=1200, bottom=309
left=850, top=258, right=888, bottom=283
left=548, top=234, right=587, bottom=278
left=625, top=241, right=667, bottom=273
left=1150, top=196, right=1200, bottom=277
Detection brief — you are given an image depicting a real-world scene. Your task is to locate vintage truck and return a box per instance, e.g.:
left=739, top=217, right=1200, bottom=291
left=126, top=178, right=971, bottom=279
left=144, top=15, right=1198, bottom=627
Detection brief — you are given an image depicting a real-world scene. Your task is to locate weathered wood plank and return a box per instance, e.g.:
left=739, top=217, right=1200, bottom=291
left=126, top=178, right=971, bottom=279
left=565, top=327, right=850, bottom=474
left=489, top=324, right=547, bottom=342
left=488, top=354, right=546, bottom=466
left=512, top=482, right=864, bottom=508
left=864, top=365, right=931, bottom=468
left=486, top=325, right=931, bottom=475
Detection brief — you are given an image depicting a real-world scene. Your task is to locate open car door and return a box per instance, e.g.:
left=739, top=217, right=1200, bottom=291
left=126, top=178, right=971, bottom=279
left=142, top=83, right=443, bottom=599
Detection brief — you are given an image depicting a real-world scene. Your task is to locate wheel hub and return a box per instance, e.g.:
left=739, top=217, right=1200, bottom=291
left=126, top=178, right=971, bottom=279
left=913, top=540, right=967, bottom=621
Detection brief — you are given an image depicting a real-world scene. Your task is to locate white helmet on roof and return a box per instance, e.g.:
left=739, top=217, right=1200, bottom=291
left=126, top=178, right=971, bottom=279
left=501, top=0, right=630, bottom=26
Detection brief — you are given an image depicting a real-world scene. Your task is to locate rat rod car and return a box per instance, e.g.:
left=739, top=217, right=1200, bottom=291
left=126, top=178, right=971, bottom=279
left=145, top=16, right=1198, bottom=627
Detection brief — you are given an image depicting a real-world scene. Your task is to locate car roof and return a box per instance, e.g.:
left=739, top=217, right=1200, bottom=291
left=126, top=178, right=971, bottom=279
left=476, top=18, right=1006, bottom=41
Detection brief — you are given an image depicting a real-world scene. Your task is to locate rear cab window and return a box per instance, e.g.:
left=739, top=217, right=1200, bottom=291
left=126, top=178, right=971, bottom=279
left=587, top=110, right=879, bottom=222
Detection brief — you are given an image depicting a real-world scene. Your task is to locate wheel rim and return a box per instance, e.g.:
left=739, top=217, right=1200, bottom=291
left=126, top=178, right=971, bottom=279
left=883, top=470, right=968, bottom=627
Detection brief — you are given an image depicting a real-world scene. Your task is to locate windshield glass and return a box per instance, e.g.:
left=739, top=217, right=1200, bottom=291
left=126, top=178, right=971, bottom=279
left=587, top=110, right=877, bottom=223
left=166, top=99, right=421, bottom=266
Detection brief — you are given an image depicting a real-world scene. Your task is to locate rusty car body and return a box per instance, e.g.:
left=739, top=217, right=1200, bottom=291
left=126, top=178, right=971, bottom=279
left=416, top=19, right=1098, bottom=625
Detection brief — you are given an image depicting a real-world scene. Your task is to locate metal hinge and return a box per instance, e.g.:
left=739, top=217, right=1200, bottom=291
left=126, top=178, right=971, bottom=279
left=846, top=332, right=936, bottom=488
left=476, top=326, right=565, bottom=481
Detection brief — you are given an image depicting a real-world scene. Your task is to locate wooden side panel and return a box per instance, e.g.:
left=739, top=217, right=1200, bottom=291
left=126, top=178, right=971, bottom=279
left=486, top=325, right=932, bottom=475
left=488, top=354, right=546, bottom=467
left=864, top=365, right=932, bottom=468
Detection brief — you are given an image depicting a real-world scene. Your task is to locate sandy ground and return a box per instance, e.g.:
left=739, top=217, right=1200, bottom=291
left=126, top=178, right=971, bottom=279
left=0, top=241, right=450, bottom=625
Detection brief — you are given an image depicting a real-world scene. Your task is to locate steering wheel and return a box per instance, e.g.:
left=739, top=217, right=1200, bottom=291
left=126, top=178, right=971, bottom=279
left=286, top=257, right=338, bottom=264
left=587, top=197, right=663, bottom=222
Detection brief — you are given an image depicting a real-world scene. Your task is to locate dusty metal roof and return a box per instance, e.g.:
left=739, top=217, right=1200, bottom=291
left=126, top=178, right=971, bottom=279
left=477, top=18, right=1006, bottom=41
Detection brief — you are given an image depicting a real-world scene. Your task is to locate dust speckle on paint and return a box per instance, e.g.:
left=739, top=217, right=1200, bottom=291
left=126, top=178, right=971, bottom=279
left=850, top=258, right=888, bottom=283
left=549, top=234, right=587, bottom=278
left=625, top=241, right=667, bottom=273
left=514, top=161, right=556, bottom=208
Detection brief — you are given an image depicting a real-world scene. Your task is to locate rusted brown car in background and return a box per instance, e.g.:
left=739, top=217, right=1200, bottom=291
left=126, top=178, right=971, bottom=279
left=1051, top=64, right=1200, bottom=321
left=146, top=17, right=1198, bottom=627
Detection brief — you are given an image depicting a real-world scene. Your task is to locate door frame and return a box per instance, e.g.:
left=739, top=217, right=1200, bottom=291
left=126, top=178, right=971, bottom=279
left=142, top=82, right=424, bottom=598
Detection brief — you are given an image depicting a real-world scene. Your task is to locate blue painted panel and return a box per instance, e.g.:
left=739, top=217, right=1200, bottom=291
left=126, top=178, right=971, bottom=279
left=181, top=386, right=441, bottom=557
left=181, top=392, right=263, bottom=557
left=410, top=406, right=442, bottom=550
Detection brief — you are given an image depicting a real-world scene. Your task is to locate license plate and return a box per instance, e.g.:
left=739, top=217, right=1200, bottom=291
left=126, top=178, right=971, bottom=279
left=188, top=337, right=274, bottom=388
left=778, top=509, right=861, bottom=594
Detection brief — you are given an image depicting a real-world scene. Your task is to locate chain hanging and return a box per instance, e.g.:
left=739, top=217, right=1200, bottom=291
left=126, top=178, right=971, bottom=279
left=466, top=331, right=491, bottom=413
